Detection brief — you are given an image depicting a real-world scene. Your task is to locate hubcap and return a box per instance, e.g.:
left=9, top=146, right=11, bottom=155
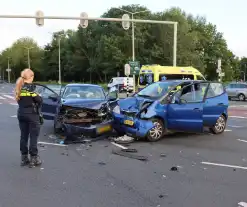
left=239, top=95, right=245, bottom=101
left=149, top=122, right=163, bottom=140
left=215, top=116, right=225, bottom=132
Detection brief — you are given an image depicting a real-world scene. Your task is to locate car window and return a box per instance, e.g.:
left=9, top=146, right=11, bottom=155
left=206, top=83, right=224, bottom=98
left=179, top=83, right=208, bottom=103
left=159, top=74, right=194, bottom=81
left=239, top=84, right=247, bottom=88
left=196, top=75, right=205, bottom=80
left=62, top=85, right=105, bottom=99
left=139, top=73, right=154, bottom=85
left=109, top=79, right=113, bottom=83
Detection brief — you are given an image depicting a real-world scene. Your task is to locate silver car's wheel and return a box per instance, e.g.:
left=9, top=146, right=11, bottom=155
left=147, top=119, right=165, bottom=142
left=210, top=115, right=226, bottom=134
left=238, top=94, right=245, bottom=101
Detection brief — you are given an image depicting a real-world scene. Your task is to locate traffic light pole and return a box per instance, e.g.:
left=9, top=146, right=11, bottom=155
left=0, top=13, right=178, bottom=83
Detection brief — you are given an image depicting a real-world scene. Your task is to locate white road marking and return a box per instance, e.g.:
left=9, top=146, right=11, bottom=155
left=228, top=125, right=243, bottom=128
left=237, top=139, right=247, bottom=143
left=11, top=115, right=17, bottom=118
left=38, top=141, right=67, bottom=147
left=10, top=103, right=18, bottom=106
left=0, top=96, right=6, bottom=99
left=3, top=95, right=14, bottom=99
left=230, top=105, right=247, bottom=108
left=238, top=201, right=247, bottom=207
left=224, top=129, right=232, bottom=131
left=229, top=116, right=247, bottom=119
left=201, top=161, right=247, bottom=170
left=0, top=103, right=2, bottom=104
left=111, top=142, right=128, bottom=149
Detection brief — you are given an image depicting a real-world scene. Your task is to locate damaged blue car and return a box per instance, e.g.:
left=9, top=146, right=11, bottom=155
left=40, top=83, right=118, bottom=139
left=112, top=80, right=228, bottom=141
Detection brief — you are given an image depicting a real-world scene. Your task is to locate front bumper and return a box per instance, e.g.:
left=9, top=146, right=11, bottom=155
left=112, top=112, right=154, bottom=138
left=63, top=119, right=113, bottom=138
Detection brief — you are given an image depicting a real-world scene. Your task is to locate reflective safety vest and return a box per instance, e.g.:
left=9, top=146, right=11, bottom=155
left=20, top=89, right=38, bottom=97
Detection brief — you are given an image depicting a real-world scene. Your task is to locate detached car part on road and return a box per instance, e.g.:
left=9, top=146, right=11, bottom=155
left=40, top=84, right=118, bottom=139
left=112, top=80, right=229, bottom=142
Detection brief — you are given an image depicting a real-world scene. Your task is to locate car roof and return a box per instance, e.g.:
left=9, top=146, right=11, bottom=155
left=65, top=83, right=103, bottom=88
left=157, top=80, right=206, bottom=84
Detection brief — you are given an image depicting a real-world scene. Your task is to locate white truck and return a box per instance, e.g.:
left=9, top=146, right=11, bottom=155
left=107, top=77, right=134, bottom=92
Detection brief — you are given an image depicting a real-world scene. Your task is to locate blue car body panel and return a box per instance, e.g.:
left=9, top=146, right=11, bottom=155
left=203, top=92, right=228, bottom=127
left=113, top=80, right=229, bottom=138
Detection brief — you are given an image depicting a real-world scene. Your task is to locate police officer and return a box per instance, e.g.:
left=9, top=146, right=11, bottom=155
left=15, top=69, right=42, bottom=168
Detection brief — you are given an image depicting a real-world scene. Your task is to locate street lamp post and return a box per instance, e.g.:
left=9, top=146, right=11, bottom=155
left=115, top=8, right=149, bottom=93
left=24, top=47, right=34, bottom=68
left=7, top=57, right=10, bottom=83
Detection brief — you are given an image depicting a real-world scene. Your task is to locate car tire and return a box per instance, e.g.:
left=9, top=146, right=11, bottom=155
left=146, top=118, right=165, bottom=142
left=238, top=93, right=245, bottom=101
left=209, top=114, right=227, bottom=134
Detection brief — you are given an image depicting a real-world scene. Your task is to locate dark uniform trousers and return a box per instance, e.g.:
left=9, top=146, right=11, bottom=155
left=17, top=89, right=41, bottom=156
left=18, top=113, right=40, bottom=156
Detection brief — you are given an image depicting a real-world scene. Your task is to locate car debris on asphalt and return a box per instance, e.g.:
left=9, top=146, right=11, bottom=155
left=112, top=148, right=148, bottom=161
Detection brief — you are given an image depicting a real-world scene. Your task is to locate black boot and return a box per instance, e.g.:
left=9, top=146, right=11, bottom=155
left=29, top=155, right=42, bottom=168
left=21, top=155, right=30, bottom=166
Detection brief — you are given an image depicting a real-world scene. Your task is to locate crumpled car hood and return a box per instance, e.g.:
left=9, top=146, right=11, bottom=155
left=61, top=99, right=107, bottom=110
left=119, top=96, right=153, bottom=112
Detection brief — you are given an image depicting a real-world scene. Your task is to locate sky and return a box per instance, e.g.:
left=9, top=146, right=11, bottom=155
left=0, top=0, right=246, bottom=58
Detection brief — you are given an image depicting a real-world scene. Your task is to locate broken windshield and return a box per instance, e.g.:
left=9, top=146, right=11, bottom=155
left=137, top=81, right=177, bottom=99
left=62, top=85, right=105, bottom=99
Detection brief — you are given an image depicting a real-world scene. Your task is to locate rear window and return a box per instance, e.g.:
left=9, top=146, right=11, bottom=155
left=159, top=74, right=194, bottom=81
left=139, top=73, right=154, bottom=85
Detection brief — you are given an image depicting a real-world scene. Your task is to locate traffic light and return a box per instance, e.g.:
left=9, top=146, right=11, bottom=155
left=35, top=10, right=44, bottom=26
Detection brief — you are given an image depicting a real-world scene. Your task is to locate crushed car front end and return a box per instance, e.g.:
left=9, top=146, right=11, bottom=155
left=112, top=97, right=156, bottom=138
left=56, top=102, right=113, bottom=139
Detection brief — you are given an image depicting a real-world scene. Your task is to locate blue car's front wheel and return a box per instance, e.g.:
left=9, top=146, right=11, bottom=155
left=209, top=114, right=227, bottom=134
left=147, top=118, right=165, bottom=142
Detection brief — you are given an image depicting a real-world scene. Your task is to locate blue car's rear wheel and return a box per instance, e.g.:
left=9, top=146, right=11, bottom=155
left=147, top=118, right=165, bottom=142
left=209, top=114, right=226, bottom=134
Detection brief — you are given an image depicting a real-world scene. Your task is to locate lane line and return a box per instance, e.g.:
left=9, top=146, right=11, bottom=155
left=111, top=142, right=128, bottom=149
left=0, top=96, right=5, bottom=99
left=224, top=129, right=232, bottom=131
left=228, top=125, right=243, bottom=128
left=38, top=141, right=67, bottom=147
left=229, top=116, right=247, bottom=119
left=238, top=202, right=247, bottom=207
left=237, top=139, right=247, bottom=143
left=10, top=103, right=18, bottom=106
left=201, top=161, right=247, bottom=170
left=3, top=95, right=14, bottom=99
left=11, top=115, right=17, bottom=118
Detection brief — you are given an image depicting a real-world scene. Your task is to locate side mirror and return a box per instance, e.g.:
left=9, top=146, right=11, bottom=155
left=48, top=93, right=58, bottom=101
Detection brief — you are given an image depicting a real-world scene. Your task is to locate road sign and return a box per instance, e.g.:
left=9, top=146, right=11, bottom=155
left=129, top=61, right=140, bottom=75
left=122, top=14, right=130, bottom=30
left=35, top=10, right=44, bottom=26
left=6, top=68, right=11, bottom=72
left=80, top=12, right=88, bottom=28
left=124, top=64, right=130, bottom=76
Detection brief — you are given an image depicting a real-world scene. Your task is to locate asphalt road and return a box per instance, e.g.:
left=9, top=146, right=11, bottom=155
left=1, top=83, right=247, bottom=207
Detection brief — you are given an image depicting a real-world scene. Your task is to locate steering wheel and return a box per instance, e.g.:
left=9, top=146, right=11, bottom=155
left=66, top=94, right=80, bottom=98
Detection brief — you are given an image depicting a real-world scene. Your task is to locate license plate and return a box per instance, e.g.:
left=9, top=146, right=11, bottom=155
left=97, top=125, right=112, bottom=134
left=124, top=120, right=134, bottom=126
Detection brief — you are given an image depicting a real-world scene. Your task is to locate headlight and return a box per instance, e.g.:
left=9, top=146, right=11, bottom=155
left=113, top=105, right=120, bottom=114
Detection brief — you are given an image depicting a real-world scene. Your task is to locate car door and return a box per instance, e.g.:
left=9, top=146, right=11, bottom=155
left=38, top=86, right=60, bottom=120
left=167, top=82, right=208, bottom=133
left=225, top=84, right=233, bottom=97
left=203, top=82, right=228, bottom=127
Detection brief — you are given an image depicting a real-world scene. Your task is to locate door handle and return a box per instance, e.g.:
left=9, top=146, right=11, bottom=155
left=217, top=103, right=224, bottom=106
left=193, top=108, right=201, bottom=111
